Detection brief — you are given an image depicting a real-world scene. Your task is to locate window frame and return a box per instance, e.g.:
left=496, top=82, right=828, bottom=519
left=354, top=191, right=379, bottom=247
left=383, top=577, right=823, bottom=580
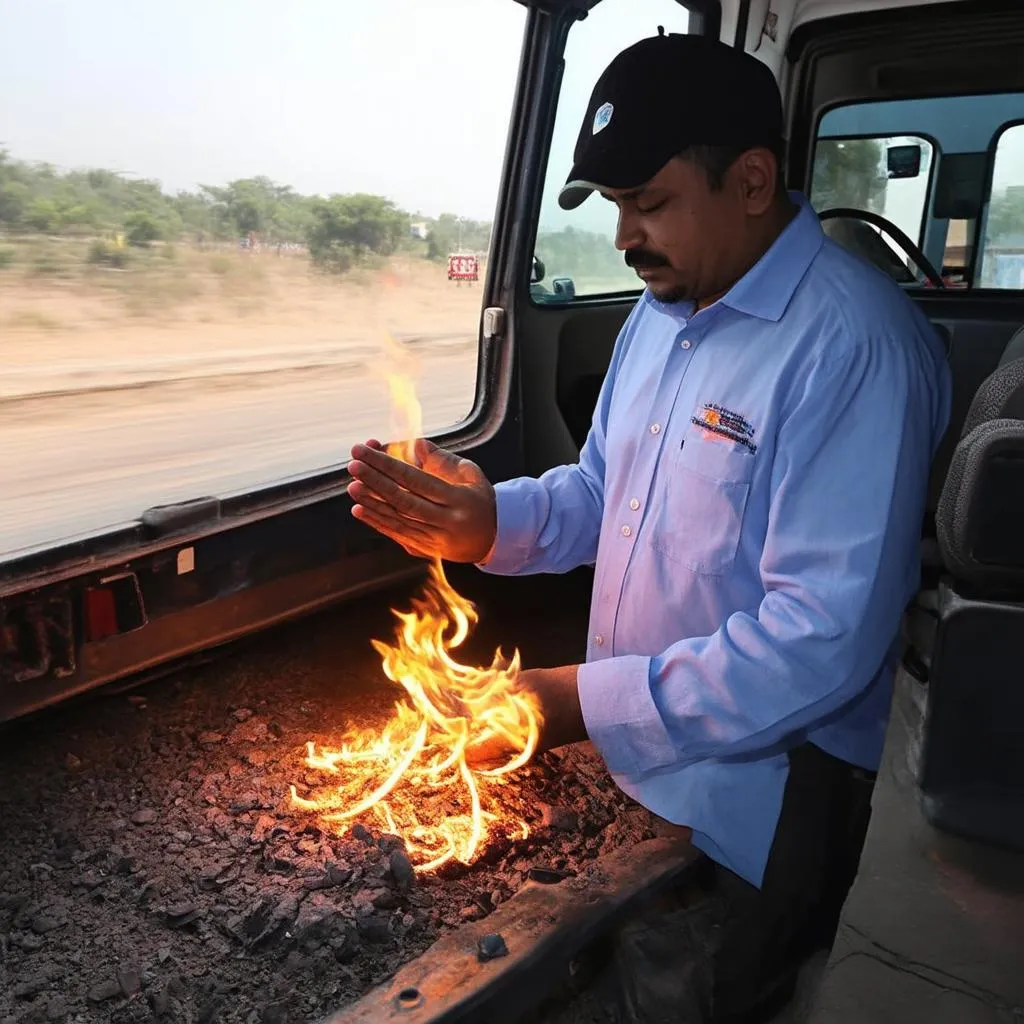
left=522, top=0, right=724, bottom=310
left=976, top=117, right=1024, bottom=290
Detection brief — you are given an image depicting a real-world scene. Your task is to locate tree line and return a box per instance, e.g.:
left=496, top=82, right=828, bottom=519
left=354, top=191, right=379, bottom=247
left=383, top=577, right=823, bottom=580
left=9, top=143, right=1013, bottom=283
left=0, top=149, right=502, bottom=271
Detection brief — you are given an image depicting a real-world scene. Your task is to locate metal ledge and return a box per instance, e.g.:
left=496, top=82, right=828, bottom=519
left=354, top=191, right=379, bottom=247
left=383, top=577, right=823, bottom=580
left=329, top=835, right=701, bottom=1024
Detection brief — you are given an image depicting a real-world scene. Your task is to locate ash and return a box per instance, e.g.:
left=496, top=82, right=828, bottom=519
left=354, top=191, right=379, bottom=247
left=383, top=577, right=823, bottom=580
left=0, top=587, right=660, bottom=1024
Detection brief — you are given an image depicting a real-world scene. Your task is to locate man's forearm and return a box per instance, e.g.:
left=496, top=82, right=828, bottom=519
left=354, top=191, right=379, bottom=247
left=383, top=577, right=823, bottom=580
left=479, top=471, right=603, bottom=576
left=521, top=663, right=587, bottom=754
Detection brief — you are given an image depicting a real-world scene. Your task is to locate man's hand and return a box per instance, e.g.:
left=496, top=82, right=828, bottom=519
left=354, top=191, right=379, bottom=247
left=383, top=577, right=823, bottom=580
left=347, top=438, right=497, bottom=563
left=465, top=664, right=588, bottom=769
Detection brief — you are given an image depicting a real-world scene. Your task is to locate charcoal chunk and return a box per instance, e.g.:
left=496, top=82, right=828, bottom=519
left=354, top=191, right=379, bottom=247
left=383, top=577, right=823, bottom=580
left=528, top=866, right=570, bottom=884
left=540, top=804, right=579, bottom=832
left=117, top=964, right=142, bottom=996
left=388, top=850, right=415, bottom=891
left=477, top=933, right=509, bottom=961
left=87, top=978, right=122, bottom=1004
left=355, top=915, right=390, bottom=944
left=165, top=902, right=202, bottom=929
left=378, top=834, right=405, bottom=853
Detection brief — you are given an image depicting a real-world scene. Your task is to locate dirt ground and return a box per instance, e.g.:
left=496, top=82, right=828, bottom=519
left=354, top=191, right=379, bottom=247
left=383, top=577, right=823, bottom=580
left=1, top=245, right=483, bottom=372
left=0, top=246, right=484, bottom=559
left=0, top=571, right=664, bottom=1024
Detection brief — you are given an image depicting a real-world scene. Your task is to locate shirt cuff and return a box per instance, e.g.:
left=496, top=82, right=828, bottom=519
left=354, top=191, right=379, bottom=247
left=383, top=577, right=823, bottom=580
left=475, top=480, right=538, bottom=575
left=577, top=655, right=679, bottom=777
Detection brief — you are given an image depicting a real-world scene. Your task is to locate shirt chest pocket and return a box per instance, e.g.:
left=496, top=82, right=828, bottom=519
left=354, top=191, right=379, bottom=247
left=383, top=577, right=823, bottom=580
left=650, top=431, right=756, bottom=576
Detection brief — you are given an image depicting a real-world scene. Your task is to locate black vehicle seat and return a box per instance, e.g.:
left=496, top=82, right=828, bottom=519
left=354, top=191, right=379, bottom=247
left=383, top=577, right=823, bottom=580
left=998, top=323, right=1024, bottom=366
left=910, top=356, right=1024, bottom=851
left=920, top=321, right=953, bottom=572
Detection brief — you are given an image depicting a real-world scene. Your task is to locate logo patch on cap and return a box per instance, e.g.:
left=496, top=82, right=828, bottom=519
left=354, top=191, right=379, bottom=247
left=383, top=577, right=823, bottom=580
left=592, top=102, right=613, bottom=135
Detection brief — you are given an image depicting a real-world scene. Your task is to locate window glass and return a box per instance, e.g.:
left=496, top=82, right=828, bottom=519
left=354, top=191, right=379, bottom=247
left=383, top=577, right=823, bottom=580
left=814, top=94, right=1024, bottom=290
left=979, top=124, right=1024, bottom=289
left=532, top=1, right=690, bottom=301
left=810, top=135, right=934, bottom=246
left=0, top=0, right=524, bottom=558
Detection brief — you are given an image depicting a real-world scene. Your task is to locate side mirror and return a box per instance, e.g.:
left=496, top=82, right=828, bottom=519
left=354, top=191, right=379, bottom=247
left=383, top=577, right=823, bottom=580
left=887, top=144, right=922, bottom=180
left=531, top=255, right=546, bottom=284
left=552, top=277, right=576, bottom=301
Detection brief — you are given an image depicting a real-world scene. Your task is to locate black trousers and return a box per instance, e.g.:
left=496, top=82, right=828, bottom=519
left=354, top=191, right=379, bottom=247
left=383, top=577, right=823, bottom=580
left=611, top=742, right=876, bottom=1024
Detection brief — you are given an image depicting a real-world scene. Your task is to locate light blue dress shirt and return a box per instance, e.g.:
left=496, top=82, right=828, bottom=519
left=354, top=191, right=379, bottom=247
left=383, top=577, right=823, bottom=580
left=482, top=194, right=951, bottom=886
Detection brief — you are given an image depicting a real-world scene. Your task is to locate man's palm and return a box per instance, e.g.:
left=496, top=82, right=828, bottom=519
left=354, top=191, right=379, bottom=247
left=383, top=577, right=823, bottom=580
left=347, top=439, right=497, bottom=564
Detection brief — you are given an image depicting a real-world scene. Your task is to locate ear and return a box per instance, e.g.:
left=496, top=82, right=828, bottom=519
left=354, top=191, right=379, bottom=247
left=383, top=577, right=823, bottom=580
left=735, top=148, right=779, bottom=215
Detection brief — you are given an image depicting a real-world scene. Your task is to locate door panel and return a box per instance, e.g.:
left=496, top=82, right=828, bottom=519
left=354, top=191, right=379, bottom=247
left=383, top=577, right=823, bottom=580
left=516, top=298, right=635, bottom=474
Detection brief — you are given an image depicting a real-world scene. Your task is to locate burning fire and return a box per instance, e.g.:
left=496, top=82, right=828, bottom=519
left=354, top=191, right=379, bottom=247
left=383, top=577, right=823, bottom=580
left=290, top=337, right=541, bottom=872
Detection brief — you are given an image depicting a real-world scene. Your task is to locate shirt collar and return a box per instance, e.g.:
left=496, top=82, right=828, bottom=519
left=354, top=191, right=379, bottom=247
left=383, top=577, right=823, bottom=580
left=719, top=191, right=824, bottom=323
left=642, top=191, right=823, bottom=325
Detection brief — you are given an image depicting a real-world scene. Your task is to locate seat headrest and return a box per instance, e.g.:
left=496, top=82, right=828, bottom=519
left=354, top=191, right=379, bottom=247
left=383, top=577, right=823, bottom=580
left=998, top=325, right=1024, bottom=368
left=938, top=357, right=1024, bottom=596
left=960, top=357, right=1024, bottom=438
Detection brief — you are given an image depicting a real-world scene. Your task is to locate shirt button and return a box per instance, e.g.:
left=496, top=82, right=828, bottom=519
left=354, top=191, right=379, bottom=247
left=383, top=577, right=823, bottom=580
left=629, top=498, right=640, bottom=511
left=594, top=633, right=605, bottom=647
left=649, top=423, right=661, bottom=435
left=621, top=524, right=632, bottom=537
left=681, top=339, right=691, bottom=349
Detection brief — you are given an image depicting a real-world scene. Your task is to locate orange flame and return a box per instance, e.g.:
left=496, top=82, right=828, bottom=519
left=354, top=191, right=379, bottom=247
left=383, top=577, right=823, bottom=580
left=290, top=338, right=541, bottom=871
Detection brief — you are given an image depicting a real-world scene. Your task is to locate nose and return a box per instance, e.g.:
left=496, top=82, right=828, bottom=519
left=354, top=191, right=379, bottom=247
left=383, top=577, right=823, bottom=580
left=614, top=206, right=645, bottom=252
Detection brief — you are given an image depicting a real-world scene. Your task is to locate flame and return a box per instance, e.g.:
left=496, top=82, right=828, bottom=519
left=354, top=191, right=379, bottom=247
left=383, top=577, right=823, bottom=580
left=290, top=337, right=541, bottom=871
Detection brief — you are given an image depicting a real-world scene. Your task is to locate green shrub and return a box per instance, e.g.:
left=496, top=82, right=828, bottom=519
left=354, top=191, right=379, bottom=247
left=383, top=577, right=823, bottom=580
left=0, top=246, right=15, bottom=269
left=309, top=239, right=354, bottom=275
left=124, top=210, right=163, bottom=247
left=87, top=238, right=130, bottom=268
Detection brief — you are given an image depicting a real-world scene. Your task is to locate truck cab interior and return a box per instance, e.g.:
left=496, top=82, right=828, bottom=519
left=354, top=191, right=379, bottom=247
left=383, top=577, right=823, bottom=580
left=1, top=1, right=1022, bottom=1021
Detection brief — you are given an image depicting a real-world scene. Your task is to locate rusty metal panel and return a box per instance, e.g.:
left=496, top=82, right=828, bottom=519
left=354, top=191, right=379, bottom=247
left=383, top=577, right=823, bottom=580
left=329, top=835, right=700, bottom=1024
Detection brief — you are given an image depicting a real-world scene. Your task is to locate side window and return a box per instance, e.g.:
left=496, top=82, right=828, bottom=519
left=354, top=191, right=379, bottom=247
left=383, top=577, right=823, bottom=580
left=979, top=124, right=1024, bottom=289
left=531, top=1, right=690, bottom=302
left=810, top=135, right=934, bottom=246
left=0, top=2, right=525, bottom=558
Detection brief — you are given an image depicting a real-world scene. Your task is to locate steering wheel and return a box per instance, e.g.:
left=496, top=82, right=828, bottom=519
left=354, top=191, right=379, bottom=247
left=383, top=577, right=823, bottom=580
left=818, top=207, right=946, bottom=290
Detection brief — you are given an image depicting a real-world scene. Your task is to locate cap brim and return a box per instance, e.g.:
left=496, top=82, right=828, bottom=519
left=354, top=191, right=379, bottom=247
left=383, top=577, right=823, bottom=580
left=557, top=146, right=675, bottom=211
left=557, top=179, right=606, bottom=211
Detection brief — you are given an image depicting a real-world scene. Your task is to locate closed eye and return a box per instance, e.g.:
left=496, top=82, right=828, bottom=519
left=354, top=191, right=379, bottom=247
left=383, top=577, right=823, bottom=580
left=637, top=198, right=668, bottom=214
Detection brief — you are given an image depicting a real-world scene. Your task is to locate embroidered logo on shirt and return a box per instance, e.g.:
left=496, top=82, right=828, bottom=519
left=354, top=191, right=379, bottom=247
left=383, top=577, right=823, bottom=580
left=691, top=403, right=758, bottom=453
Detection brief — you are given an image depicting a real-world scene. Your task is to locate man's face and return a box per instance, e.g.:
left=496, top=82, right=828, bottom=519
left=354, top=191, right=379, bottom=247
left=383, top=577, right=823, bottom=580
left=603, top=148, right=778, bottom=305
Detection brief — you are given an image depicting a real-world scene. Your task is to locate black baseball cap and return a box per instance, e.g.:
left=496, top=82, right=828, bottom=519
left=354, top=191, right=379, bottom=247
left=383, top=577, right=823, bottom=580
left=559, top=31, right=784, bottom=210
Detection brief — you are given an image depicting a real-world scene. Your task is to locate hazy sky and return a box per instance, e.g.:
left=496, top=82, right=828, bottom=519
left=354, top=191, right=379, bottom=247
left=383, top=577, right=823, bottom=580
left=0, top=0, right=529, bottom=220
left=1, top=0, right=1018, bottom=231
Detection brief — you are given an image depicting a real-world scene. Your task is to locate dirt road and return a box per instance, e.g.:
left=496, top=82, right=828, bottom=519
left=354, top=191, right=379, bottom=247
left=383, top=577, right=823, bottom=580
left=0, top=346, right=478, bottom=560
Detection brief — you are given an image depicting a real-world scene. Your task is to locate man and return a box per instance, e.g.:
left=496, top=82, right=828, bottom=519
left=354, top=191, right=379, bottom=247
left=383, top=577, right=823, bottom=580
left=347, top=31, right=951, bottom=1023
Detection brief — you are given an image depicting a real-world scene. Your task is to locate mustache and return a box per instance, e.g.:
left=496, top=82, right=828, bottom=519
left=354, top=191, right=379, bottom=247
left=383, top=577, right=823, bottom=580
left=624, top=248, right=670, bottom=269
